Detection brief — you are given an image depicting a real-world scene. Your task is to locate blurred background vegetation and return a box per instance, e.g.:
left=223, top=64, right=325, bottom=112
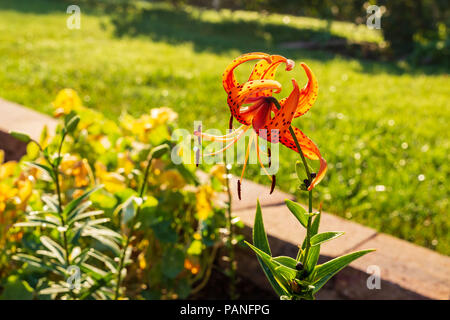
left=0, top=0, right=448, bottom=255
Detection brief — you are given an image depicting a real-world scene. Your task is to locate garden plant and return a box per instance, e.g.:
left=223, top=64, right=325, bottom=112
left=0, top=89, right=231, bottom=299
left=197, top=52, right=375, bottom=300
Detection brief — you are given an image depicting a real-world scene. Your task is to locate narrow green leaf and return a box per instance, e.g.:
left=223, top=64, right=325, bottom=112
left=69, top=210, right=104, bottom=224
left=302, top=211, right=321, bottom=249
left=14, top=222, right=57, bottom=229
left=305, top=246, right=320, bottom=274
left=253, top=200, right=271, bottom=255
left=304, top=212, right=322, bottom=273
left=41, top=195, right=59, bottom=213
left=85, top=232, right=121, bottom=255
left=310, top=231, right=344, bottom=246
left=40, top=236, right=66, bottom=265
left=311, top=249, right=375, bottom=293
left=67, top=201, right=92, bottom=223
left=285, top=199, right=308, bottom=228
left=252, top=200, right=285, bottom=296
left=39, top=286, right=70, bottom=295
left=245, top=241, right=295, bottom=294
left=26, top=162, right=55, bottom=180
left=88, top=249, right=117, bottom=273
left=63, top=185, right=102, bottom=219
left=273, top=256, right=298, bottom=269
left=150, top=143, right=170, bottom=159
left=64, top=111, right=78, bottom=126
left=80, top=263, right=108, bottom=280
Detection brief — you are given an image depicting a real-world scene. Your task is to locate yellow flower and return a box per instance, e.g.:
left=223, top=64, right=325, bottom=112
left=72, top=189, right=85, bottom=199
left=150, top=107, right=177, bottom=126
left=52, top=88, right=82, bottom=117
left=120, top=108, right=177, bottom=143
left=158, top=170, right=186, bottom=190
left=210, top=164, right=227, bottom=185
left=0, top=183, right=18, bottom=214
left=94, top=162, right=126, bottom=193
left=16, top=178, right=32, bottom=203
left=196, top=185, right=214, bottom=220
left=193, top=232, right=202, bottom=240
left=0, top=161, right=18, bottom=180
left=138, top=252, right=147, bottom=270
left=60, top=155, right=92, bottom=188
left=184, top=258, right=200, bottom=275
left=117, top=152, right=134, bottom=175
left=120, top=113, right=153, bottom=142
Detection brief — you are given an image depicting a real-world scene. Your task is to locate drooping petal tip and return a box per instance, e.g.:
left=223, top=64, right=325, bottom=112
left=307, top=157, right=327, bottom=190
left=286, top=59, right=295, bottom=71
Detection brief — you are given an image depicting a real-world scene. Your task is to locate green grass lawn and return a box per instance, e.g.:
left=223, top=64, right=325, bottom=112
left=0, top=0, right=448, bottom=255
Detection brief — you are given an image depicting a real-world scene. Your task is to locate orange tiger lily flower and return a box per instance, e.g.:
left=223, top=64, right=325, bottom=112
left=195, top=53, right=327, bottom=197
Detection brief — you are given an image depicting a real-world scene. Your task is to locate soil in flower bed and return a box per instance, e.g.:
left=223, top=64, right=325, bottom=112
left=191, top=266, right=276, bottom=300
left=0, top=130, right=27, bottom=162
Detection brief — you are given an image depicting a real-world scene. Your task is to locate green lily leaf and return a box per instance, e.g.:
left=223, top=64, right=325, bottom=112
left=273, top=256, right=298, bottom=270
left=310, top=231, right=344, bottom=246
left=63, top=185, right=103, bottom=220
left=285, top=199, right=308, bottom=228
left=304, top=212, right=322, bottom=273
left=26, top=162, right=55, bottom=180
left=245, top=241, right=295, bottom=295
left=40, top=236, right=66, bottom=266
left=310, top=249, right=375, bottom=293
left=252, top=200, right=286, bottom=296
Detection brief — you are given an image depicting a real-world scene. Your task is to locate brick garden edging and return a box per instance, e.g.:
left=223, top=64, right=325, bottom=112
left=1, top=99, right=449, bottom=300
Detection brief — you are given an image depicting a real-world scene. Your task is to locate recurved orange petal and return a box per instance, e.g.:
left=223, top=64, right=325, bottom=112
left=248, top=55, right=295, bottom=97
left=278, top=63, right=318, bottom=118
left=222, top=52, right=271, bottom=93
left=279, top=126, right=327, bottom=190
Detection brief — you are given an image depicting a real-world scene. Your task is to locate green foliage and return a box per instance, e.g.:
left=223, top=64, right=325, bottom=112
left=382, top=0, right=449, bottom=63
left=0, top=92, right=227, bottom=299
left=252, top=200, right=285, bottom=296
left=248, top=200, right=374, bottom=300
left=310, top=231, right=344, bottom=246
left=0, top=275, right=33, bottom=300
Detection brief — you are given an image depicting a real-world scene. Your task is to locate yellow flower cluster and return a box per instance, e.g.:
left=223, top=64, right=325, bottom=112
left=151, top=159, right=186, bottom=191
left=195, top=185, right=214, bottom=221
left=210, top=164, right=227, bottom=185
left=0, top=150, right=35, bottom=246
left=0, top=151, right=33, bottom=214
left=59, top=155, right=93, bottom=189
left=94, top=161, right=127, bottom=193
left=120, top=107, right=177, bottom=143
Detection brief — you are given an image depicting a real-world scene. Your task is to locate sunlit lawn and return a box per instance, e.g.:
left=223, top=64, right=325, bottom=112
left=0, top=0, right=448, bottom=254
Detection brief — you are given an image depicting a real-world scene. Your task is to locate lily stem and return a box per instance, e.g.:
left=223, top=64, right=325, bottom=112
left=114, top=152, right=153, bottom=300
left=36, top=133, right=75, bottom=298
left=267, top=97, right=314, bottom=264
left=46, top=132, right=70, bottom=266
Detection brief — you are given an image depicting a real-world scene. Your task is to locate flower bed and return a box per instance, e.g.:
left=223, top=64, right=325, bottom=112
left=0, top=89, right=234, bottom=299
left=1, top=52, right=376, bottom=300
